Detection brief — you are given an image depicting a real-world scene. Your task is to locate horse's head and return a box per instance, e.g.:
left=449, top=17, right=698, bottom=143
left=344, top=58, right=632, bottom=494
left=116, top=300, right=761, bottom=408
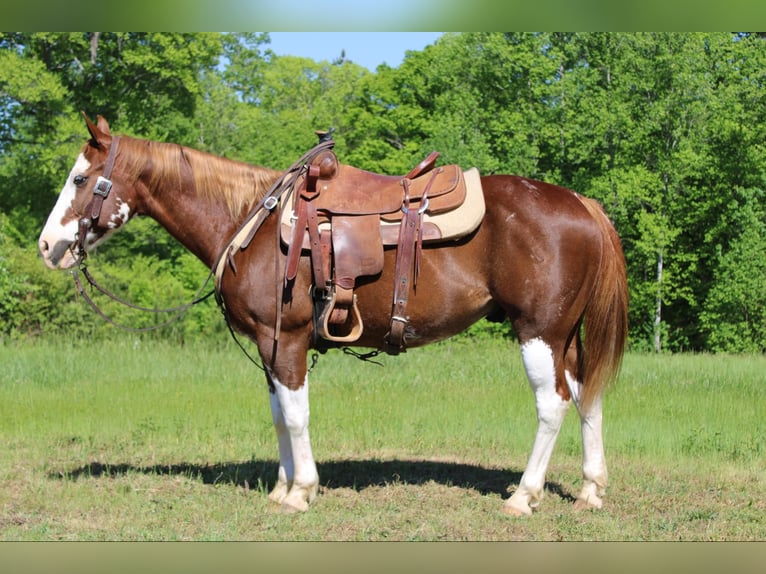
left=39, top=114, right=135, bottom=269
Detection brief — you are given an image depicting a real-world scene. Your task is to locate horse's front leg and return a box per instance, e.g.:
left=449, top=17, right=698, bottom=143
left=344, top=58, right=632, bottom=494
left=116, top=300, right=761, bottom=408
left=266, top=368, right=319, bottom=513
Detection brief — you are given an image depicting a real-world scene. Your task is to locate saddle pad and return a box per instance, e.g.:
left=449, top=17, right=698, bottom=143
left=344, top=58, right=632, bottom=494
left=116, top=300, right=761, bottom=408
left=417, top=166, right=484, bottom=243
left=280, top=167, right=485, bottom=248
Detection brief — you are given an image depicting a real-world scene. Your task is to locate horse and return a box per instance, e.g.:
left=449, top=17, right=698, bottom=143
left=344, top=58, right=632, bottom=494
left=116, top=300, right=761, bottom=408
left=38, top=114, right=628, bottom=516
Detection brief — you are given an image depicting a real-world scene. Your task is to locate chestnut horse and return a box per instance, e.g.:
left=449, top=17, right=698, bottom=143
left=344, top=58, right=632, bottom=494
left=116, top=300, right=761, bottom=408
left=39, top=115, right=628, bottom=516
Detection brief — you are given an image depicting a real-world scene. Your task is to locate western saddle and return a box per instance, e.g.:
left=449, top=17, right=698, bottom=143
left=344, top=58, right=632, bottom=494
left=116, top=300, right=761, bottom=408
left=279, top=132, right=486, bottom=354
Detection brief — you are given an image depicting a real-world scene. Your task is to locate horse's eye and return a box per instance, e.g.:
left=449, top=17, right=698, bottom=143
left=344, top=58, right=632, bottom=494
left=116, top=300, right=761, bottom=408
left=73, top=175, right=88, bottom=186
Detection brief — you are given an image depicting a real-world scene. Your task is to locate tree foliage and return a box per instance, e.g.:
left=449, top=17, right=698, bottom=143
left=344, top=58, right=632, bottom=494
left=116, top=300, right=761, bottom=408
left=1, top=32, right=764, bottom=353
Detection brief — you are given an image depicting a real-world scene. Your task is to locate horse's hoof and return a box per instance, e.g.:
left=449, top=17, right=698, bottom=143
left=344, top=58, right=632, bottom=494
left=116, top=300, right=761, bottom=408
left=573, top=496, right=602, bottom=512
left=502, top=503, right=533, bottom=517
left=280, top=499, right=309, bottom=514
left=267, top=484, right=289, bottom=505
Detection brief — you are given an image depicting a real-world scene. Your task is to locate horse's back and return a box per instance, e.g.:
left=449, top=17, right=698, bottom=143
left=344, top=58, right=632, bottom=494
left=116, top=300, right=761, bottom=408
left=480, top=174, right=598, bottom=232
left=344, top=174, right=604, bottom=348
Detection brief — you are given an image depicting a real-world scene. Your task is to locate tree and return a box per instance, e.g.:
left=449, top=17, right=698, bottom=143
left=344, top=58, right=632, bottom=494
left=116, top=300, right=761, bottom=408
left=700, top=188, right=766, bottom=352
left=3, top=32, right=766, bottom=352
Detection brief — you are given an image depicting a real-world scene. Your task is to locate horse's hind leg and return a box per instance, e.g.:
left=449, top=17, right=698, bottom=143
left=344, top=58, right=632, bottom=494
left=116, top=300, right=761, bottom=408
left=504, top=337, right=571, bottom=516
left=564, top=360, right=608, bottom=510
left=574, top=392, right=607, bottom=510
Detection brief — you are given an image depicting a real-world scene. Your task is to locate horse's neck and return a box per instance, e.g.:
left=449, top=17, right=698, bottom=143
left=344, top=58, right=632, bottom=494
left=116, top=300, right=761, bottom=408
left=136, top=148, right=257, bottom=269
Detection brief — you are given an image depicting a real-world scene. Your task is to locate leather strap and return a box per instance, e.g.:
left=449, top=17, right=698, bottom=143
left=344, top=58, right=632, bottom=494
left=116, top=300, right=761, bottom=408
left=384, top=170, right=439, bottom=354
left=384, top=180, right=420, bottom=354
left=75, top=136, right=120, bottom=260
left=306, top=199, right=330, bottom=289
left=90, top=136, right=120, bottom=224
left=405, top=150, right=439, bottom=179
left=285, top=192, right=308, bottom=283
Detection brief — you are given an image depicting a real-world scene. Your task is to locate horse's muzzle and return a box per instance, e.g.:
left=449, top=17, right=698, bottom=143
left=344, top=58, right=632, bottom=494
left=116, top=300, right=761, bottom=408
left=39, top=238, right=79, bottom=270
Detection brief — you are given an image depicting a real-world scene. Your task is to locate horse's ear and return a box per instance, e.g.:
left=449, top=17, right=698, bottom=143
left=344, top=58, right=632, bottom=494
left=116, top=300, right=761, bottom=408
left=96, top=115, right=111, bottom=135
left=82, top=111, right=111, bottom=148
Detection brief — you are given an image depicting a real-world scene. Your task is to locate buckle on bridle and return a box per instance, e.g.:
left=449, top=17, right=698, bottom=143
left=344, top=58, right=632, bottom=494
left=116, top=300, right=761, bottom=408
left=264, top=196, right=279, bottom=211
left=94, top=176, right=112, bottom=197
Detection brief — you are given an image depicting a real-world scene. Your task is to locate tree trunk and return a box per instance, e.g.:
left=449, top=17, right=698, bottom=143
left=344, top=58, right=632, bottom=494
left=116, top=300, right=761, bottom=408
left=90, top=32, right=100, bottom=65
left=654, top=247, right=664, bottom=353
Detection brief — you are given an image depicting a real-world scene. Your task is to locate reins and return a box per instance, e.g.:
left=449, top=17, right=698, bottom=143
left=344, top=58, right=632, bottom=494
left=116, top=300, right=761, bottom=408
left=72, top=265, right=215, bottom=333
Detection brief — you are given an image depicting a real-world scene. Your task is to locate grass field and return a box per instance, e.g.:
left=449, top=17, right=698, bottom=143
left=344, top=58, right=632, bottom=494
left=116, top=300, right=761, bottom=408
left=0, top=336, right=764, bottom=540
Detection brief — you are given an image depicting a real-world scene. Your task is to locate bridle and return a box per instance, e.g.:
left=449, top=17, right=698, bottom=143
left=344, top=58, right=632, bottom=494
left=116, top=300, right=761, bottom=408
left=74, top=136, right=120, bottom=261
left=70, top=135, right=215, bottom=332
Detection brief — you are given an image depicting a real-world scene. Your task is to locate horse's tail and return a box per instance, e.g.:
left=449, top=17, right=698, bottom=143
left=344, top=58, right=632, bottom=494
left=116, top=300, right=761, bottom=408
left=577, top=196, right=629, bottom=411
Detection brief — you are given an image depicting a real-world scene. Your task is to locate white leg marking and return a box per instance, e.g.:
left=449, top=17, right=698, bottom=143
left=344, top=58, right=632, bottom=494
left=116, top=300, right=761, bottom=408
left=572, top=379, right=607, bottom=510
left=268, top=390, right=293, bottom=504
left=268, top=373, right=319, bottom=512
left=505, top=338, right=570, bottom=516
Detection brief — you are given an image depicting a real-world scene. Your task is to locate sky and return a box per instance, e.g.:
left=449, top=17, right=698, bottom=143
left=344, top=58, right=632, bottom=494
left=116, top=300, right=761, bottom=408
left=266, top=32, right=444, bottom=71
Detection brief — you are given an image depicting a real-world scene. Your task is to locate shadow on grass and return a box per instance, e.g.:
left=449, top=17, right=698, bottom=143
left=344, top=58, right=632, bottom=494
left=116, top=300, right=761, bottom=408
left=49, top=458, right=576, bottom=503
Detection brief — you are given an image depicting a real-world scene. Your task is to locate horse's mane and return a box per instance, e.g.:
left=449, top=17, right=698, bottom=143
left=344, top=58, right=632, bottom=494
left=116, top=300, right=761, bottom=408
left=113, top=136, right=283, bottom=218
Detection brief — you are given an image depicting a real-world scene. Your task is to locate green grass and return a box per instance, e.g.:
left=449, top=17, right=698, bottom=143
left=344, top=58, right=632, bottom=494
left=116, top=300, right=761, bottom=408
left=0, top=337, right=764, bottom=540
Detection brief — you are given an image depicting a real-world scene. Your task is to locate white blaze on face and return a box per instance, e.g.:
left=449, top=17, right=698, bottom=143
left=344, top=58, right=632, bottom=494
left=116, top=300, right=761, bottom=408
left=39, top=153, right=91, bottom=269
left=38, top=152, right=133, bottom=269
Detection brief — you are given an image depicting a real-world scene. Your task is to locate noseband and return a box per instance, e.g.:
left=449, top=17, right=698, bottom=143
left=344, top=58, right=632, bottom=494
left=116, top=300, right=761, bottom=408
left=75, top=136, right=120, bottom=260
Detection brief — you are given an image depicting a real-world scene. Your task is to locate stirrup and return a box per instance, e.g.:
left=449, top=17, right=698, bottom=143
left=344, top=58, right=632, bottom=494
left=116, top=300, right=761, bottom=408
left=316, top=290, right=364, bottom=343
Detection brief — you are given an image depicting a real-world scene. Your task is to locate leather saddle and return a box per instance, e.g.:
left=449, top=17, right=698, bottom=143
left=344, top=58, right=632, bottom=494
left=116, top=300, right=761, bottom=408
left=280, top=139, right=485, bottom=353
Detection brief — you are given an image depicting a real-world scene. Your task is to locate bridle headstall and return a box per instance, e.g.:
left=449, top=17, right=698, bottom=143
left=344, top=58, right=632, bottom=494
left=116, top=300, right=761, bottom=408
left=71, top=135, right=215, bottom=333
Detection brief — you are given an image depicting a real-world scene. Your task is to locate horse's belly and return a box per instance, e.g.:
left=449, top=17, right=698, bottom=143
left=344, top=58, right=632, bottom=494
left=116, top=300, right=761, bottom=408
left=353, top=277, right=494, bottom=349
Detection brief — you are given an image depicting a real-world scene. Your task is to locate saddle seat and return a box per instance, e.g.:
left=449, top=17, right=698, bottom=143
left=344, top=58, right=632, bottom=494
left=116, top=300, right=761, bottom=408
left=280, top=145, right=485, bottom=352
